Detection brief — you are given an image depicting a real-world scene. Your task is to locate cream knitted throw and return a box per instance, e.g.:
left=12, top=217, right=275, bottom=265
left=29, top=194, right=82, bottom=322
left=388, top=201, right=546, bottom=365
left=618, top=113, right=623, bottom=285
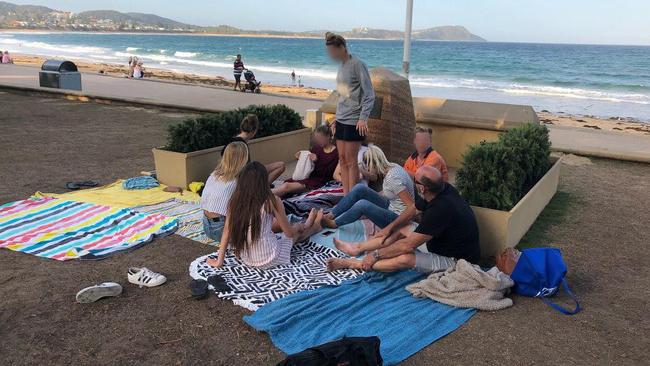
left=406, top=259, right=515, bottom=311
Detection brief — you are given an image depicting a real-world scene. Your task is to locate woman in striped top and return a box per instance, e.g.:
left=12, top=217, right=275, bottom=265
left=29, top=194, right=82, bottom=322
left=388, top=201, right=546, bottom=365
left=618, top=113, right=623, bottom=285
left=207, top=162, right=323, bottom=269
left=200, top=141, right=248, bottom=241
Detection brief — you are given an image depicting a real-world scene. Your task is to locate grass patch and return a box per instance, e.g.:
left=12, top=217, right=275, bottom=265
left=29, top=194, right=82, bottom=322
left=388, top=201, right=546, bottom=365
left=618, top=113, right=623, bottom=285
left=517, top=191, right=577, bottom=249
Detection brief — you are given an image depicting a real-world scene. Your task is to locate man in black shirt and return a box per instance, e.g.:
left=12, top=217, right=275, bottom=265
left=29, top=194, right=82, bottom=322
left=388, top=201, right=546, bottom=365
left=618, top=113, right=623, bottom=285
left=328, top=165, right=480, bottom=273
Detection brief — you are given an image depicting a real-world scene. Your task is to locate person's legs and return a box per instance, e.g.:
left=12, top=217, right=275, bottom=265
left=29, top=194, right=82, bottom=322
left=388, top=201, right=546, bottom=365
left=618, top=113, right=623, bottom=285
left=334, top=228, right=406, bottom=256
left=336, top=139, right=350, bottom=194
left=272, top=182, right=307, bottom=198
left=327, top=253, right=415, bottom=272
left=329, top=184, right=388, bottom=218
left=343, top=141, right=361, bottom=193
left=295, top=209, right=324, bottom=243
left=234, top=74, right=241, bottom=90
left=327, top=199, right=397, bottom=228
left=266, top=162, right=286, bottom=184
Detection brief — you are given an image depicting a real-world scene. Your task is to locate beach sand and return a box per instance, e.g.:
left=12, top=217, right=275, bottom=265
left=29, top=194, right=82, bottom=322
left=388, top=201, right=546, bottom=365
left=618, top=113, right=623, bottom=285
left=10, top=54, right=650, bottom=136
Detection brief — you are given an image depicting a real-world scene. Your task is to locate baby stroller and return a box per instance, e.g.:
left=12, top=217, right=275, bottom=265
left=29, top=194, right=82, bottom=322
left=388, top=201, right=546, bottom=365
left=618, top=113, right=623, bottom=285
left=240, top=69, right=261, bottom=93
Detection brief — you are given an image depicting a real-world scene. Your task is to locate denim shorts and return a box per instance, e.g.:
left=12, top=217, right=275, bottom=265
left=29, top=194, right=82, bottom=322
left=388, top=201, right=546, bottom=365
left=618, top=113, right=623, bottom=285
left=202, top=215, right=225, bottom=241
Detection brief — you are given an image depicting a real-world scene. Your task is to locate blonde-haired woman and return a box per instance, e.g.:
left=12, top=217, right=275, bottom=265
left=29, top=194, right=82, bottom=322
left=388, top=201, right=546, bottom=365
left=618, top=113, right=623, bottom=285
left=323, top=144, right=414, bottom=229
left=201, top=141, right=249, bottom=241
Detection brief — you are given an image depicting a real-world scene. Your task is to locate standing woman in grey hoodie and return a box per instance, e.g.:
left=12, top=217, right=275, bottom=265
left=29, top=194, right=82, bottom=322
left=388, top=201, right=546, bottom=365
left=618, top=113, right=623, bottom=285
left=325, top=32, right=375, bottom=194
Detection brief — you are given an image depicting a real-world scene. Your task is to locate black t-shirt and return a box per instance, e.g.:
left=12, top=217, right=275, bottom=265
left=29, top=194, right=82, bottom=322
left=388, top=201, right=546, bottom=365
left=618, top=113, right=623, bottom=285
left=221, top=136, right=251, bottom=163
left=414, top=183, right=481, bottom=263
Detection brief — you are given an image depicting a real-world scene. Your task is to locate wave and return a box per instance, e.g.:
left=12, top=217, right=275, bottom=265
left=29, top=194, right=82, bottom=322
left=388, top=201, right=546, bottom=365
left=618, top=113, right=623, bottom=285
left=126, top=47, right=140, bottom=51
left=174, top=51, right=197, bottom=58
left=409, top=76, right=650, bottom=105
left=0, top=38, right=107, bottom=55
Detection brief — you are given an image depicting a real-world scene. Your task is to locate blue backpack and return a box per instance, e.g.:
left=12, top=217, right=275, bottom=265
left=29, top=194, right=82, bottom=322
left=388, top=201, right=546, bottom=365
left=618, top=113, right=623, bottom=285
left=510, top=248, right=581, bottom=315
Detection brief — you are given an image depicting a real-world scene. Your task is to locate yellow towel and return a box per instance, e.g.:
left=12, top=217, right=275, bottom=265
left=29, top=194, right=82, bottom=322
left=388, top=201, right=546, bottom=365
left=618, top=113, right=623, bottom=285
left=33, top=180, right=200, bottom=208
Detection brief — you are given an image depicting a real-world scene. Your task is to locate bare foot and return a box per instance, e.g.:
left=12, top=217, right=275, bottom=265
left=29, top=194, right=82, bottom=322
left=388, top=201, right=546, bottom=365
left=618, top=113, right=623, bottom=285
left=327, top=257, right=358, bottom=272
left=313, top=209, right=324, bottom=232
left=321, top=216, right=338, bottom=229
left=333, top=238, right=362, bottom=256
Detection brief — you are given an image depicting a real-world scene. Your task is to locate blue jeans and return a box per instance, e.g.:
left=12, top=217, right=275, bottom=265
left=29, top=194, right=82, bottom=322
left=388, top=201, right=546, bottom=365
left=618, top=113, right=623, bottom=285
left=202, top=215, right=225, bottom=241
left=331, top=184, right=398, bottom=228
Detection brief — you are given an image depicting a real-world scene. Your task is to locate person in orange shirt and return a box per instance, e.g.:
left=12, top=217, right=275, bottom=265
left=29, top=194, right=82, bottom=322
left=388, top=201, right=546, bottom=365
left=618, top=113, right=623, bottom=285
left=403, top=127, right=449, bottom=182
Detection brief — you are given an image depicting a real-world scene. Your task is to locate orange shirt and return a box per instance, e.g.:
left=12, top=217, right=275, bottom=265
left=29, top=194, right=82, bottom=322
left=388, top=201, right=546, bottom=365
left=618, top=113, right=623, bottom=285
left=403, top=148, right=449, bottom=182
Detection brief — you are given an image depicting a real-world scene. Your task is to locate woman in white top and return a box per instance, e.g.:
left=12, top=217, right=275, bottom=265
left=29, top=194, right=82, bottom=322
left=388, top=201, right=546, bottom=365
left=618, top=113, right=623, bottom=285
left=208, top=162, right=323, bottom=269
left=201, top=141, right=248, bottom=241
left=323, top=144, right=415, bottom=229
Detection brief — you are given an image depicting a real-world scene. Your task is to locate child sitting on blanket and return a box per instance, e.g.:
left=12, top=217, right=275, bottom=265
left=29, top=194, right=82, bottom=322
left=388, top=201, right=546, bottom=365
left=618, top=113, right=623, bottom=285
left=272, top=124, right=338, bottom=198
left=207, top=162, right=324, bottom=269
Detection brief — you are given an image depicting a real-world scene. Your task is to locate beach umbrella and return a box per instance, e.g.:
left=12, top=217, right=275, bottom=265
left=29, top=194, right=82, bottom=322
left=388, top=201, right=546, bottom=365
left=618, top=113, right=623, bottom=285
left=403, top=0, right=414, bottom=77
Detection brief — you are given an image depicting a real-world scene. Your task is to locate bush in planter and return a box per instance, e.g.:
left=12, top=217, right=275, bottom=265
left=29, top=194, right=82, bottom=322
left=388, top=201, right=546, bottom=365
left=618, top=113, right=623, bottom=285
left=456, top=123, right=551, bottom=211
left=165, top=104, right=303, bottom=153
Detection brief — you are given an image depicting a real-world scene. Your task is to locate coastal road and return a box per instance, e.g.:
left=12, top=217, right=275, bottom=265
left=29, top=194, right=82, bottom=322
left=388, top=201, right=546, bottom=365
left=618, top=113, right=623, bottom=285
left=1, top=64, right=649, bottom=163
left=0, top=64, right=322, bottom=115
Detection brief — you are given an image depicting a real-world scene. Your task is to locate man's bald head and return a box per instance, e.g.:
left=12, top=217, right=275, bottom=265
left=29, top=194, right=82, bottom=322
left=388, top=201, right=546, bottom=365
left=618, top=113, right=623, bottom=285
left=415, top=166, right=445, bottom=196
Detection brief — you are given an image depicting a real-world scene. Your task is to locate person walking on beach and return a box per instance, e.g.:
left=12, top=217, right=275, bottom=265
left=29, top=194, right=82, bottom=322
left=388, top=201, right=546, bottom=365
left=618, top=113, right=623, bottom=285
left=2, top=51, right=13, bottom=64
left=291, top=70, right=296, bottom=85
left=127, top=56, right=134, bottom=77
left=325, top=32, right=375, bottom=194
left=233, top=54, right=245, bottom=91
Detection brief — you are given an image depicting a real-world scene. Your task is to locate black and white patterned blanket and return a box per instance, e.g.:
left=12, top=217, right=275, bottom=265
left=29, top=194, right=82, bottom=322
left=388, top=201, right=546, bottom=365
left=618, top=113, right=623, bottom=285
left=189, top=241, right=361, bottom=311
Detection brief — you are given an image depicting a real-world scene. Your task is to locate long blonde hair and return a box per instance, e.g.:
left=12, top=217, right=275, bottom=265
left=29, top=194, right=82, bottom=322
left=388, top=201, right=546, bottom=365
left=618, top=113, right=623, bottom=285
left=214, top=141, right=248, bottom=181
left=363, top=144, right=392, bottom=176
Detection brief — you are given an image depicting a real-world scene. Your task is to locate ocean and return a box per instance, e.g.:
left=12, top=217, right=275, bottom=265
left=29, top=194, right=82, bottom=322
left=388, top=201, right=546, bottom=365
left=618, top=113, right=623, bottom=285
left=1, top=31, right=649, bottom=122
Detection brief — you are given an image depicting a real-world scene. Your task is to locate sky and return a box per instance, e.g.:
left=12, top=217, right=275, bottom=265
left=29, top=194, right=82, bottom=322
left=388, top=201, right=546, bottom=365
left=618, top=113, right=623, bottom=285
left=7, top=0, right=650, bottom=45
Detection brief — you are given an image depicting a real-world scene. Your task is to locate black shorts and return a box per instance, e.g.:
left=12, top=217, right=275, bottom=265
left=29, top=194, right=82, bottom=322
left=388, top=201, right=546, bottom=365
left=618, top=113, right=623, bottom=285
left=334, top=121, right=365, bottom=142
left=234, top=74, right=241, bottom=82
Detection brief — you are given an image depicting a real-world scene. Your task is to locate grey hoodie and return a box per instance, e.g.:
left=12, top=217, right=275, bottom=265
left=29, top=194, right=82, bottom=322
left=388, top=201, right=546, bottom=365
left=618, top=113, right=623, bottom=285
left=335, top=54, right=375, bottom=125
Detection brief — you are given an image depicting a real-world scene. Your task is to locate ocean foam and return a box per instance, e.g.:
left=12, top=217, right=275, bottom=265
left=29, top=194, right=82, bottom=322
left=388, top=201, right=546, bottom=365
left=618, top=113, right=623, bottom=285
left=174, top=51, right=197, bottom=58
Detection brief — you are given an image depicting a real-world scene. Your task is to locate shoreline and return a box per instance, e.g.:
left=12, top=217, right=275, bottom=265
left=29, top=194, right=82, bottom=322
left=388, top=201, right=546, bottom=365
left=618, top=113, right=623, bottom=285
left=7, top=54, right=650, bottom=136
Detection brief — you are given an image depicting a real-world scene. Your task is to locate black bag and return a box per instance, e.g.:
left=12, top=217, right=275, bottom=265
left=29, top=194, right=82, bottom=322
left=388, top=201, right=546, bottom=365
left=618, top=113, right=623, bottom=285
left=277, top=337, right=383, bottom=366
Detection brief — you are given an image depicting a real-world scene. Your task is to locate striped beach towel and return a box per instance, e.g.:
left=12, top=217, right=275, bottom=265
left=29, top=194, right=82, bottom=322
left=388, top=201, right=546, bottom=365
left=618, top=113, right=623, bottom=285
left=0, top=198, right=177, bottom=261
left=132, top=199, right=215, bottom=245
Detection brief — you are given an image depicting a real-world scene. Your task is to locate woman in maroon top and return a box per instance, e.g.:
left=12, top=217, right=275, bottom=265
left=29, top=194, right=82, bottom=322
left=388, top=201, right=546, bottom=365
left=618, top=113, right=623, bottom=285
left=273, top=125, right=339, bottom=198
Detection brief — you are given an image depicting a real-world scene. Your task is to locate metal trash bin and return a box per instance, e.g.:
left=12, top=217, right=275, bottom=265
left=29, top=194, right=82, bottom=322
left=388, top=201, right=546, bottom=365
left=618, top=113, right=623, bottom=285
left=39, top=60, right=82, bottom=91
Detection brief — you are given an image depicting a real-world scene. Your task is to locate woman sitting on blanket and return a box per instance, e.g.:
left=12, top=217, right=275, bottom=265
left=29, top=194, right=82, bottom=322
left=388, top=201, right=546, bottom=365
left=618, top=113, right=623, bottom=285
left=322, top=144, right=415, bottom=229
left=207, top=162, right=324, bottom=269
left=201, top=141, right=249, bottom=241
left=272, top=125, right=339, bottom=198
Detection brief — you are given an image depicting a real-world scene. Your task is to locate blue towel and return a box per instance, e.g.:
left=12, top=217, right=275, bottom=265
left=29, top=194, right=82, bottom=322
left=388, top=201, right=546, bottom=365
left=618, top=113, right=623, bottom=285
left=122, top=176, right=160, bottom=190
left=245, top=270, right=476, bottom=365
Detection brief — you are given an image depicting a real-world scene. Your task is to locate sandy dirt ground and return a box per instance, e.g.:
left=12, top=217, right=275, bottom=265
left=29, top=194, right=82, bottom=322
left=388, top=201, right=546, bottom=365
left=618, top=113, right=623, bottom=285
left=0, top=91, right=648, bottom=365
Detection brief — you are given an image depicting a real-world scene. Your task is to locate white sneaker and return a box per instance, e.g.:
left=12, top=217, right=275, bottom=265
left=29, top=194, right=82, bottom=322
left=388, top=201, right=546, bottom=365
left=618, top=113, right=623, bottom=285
left=127, top=267, right=167, bottom=288
left=76, top=282, right=123, bottom=303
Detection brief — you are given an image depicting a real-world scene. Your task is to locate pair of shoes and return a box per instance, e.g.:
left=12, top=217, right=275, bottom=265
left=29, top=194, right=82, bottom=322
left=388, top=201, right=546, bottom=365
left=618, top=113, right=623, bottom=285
left=75, top=268, right=166, bottom=303
left=190, top=274, right=231, bottom=300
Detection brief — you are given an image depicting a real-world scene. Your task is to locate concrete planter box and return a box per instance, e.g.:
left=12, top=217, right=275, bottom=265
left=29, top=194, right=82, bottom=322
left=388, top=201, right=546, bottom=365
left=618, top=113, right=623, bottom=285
left=471, top=156, right=563, bottom=258
left=153, top=128, right=312, bottom=188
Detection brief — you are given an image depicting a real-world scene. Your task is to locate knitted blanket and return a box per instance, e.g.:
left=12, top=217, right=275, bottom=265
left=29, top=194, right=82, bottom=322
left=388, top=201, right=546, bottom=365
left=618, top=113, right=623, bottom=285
left=406, top=259, right=515, bottom=311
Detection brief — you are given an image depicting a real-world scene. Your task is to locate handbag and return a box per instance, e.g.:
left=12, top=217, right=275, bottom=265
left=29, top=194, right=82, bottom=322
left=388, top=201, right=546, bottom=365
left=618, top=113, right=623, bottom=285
left=510, top=248, right=581, bottom=315
left=292, top=150, right=315, bottom=181
left=277, top=336, right=383, bottom=366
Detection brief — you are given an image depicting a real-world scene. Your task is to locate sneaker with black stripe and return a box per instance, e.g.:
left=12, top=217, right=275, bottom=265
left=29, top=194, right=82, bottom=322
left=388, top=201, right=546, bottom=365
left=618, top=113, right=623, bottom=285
left=127, top=267, right=167, bottom=288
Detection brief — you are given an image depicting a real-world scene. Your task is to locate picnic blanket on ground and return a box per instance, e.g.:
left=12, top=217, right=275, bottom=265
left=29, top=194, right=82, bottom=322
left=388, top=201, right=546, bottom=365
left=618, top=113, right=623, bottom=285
left=189, top=241, right=361, bottom=311
left=244, top=270, right=476, bottom=366
left=406, top=259, right=515, bottom=311
left=0, top=198, right=177, bottom=260
left=133, top=199, right=215, bottom=245
left=33, top=180, right=200, bottom=208
left=283, top=181, right=344, bottom=218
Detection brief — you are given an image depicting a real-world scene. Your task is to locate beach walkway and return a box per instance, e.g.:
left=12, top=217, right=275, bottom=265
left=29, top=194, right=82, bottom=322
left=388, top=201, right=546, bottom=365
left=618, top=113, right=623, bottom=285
left=1, top=64, right=649, bottom=163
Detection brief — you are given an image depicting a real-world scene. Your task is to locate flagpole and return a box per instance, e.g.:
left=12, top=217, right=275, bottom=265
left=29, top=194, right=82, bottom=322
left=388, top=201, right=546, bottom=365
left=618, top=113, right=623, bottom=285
left=403, top=0, right=414, bottom=77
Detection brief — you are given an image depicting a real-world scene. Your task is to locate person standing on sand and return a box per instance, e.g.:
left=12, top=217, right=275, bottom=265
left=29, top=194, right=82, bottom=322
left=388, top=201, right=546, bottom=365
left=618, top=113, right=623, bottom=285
left=233, top=54, right=245, bottom=91
left=2, top=51, right=13, bottom=64
left=291, top=70, right=296, bottom=85
left=325, top=32, right=375, bottom=195
left=127, top=56, right=134, bottom=77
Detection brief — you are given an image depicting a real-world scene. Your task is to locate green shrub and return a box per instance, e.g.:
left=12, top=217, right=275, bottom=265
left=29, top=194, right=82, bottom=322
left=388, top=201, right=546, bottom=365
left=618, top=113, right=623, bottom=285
left=456, top=123, right=551, bottom=211
left=165, top=104, right=303, bottom=153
